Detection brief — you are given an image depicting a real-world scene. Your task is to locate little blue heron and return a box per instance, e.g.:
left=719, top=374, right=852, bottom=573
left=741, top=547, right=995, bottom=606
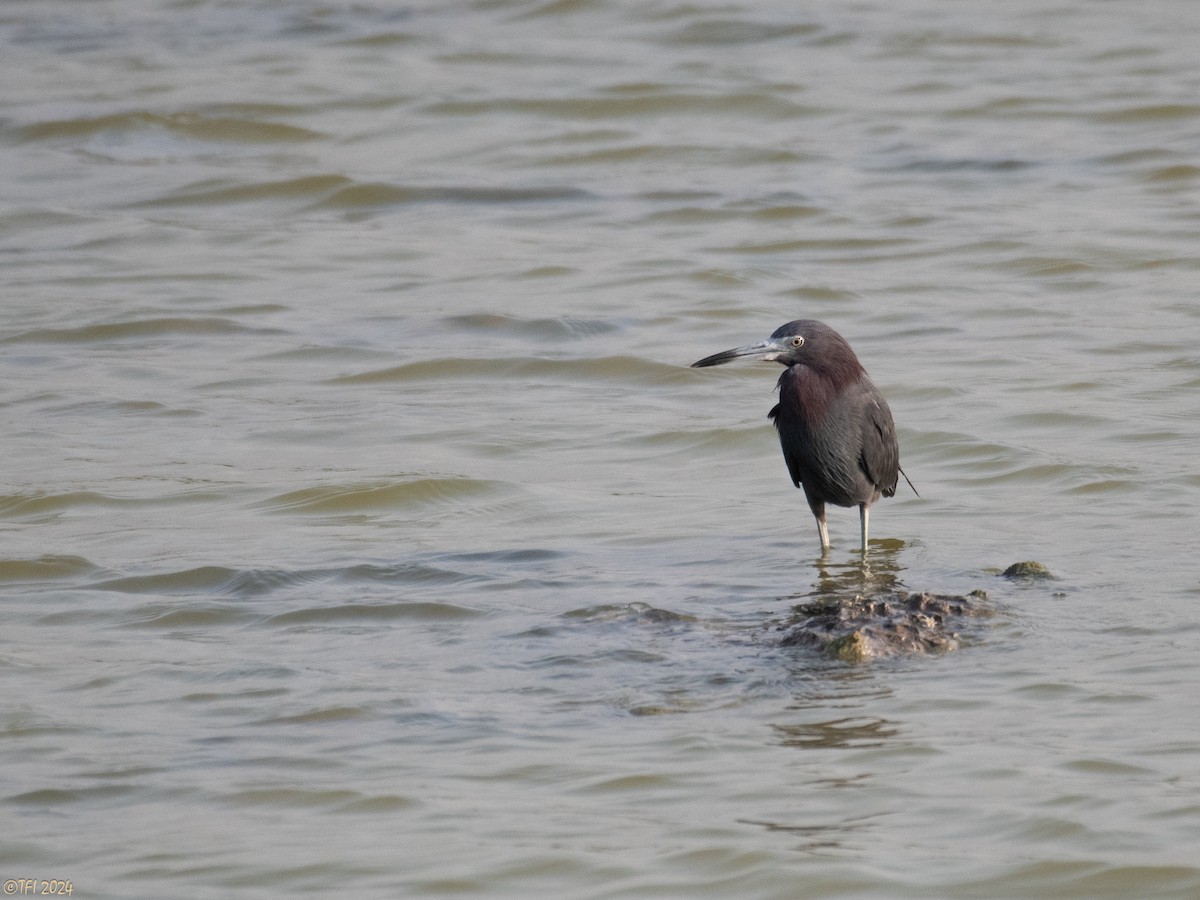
left=691, top=319, right=914, bottom=553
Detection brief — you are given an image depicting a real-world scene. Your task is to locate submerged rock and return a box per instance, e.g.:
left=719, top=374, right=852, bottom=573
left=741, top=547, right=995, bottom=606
left=1001, top=560, right=1053, bottom=580
left=779, top=590, right=991, bottom=663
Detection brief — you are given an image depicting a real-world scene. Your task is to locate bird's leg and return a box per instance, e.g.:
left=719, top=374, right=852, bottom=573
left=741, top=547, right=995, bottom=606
left=859, top=503, right=869, bottom=554
left=812, top=502, right=830, bottom=552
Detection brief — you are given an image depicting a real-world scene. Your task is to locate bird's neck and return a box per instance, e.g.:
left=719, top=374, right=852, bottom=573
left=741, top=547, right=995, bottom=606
left=774, top=360, right=864, bottom=425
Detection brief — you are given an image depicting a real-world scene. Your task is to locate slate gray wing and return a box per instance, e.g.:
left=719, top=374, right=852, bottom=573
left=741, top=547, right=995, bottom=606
left=857, top=384, right=900, bottom=498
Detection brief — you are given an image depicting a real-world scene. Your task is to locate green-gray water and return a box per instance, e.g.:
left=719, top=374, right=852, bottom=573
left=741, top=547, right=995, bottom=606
left=3, top=1, right=1200, bottom=897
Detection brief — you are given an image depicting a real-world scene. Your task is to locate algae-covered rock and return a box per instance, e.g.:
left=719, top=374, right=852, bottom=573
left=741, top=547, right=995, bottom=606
left=1001, top=561, right=1053, bottom=580
left=779, top=590, right=991, bottom=662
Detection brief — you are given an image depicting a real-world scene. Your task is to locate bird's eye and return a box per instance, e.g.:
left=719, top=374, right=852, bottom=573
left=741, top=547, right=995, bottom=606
left=791, top=336, right=804, bottom=348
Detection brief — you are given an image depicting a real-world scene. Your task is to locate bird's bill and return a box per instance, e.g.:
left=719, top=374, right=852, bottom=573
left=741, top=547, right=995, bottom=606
left=690, top=339, right=784, bottom=368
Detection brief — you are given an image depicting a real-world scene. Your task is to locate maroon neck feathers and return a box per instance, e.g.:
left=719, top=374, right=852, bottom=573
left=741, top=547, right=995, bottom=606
left=772, top=348, right=865, bottom=428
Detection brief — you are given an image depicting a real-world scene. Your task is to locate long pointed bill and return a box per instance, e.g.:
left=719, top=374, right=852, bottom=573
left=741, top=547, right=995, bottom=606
left=690, top=339, right=784, bottom=368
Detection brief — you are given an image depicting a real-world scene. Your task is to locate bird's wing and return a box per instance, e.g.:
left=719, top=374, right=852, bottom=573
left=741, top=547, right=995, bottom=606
left=768, top=403, right=805, bottom=488
left=858, top=391, right=899, bottom=497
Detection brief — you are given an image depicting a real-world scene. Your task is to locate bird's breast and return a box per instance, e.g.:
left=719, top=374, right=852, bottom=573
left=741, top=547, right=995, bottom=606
left=772, top=364, right=840, bottom=429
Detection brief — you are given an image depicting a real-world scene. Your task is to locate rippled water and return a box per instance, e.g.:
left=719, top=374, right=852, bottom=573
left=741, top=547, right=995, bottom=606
left=4, top=1, right=1200, bottom=897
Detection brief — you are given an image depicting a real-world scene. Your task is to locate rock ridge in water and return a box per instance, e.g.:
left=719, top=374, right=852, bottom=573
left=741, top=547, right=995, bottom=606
left=778, top=589, right=992, bottom=663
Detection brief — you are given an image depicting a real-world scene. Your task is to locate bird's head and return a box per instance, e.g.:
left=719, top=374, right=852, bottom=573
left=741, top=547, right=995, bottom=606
left=690, top=319, right=863, bottom=376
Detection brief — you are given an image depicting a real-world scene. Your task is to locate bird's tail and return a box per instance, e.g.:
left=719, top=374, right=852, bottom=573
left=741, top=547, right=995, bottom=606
left=899, top=465, right=920, bottom=498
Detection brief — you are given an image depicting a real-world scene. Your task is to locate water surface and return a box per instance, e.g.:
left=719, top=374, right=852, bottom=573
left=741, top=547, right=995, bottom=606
left=3, top=1, right=1200, bottom=897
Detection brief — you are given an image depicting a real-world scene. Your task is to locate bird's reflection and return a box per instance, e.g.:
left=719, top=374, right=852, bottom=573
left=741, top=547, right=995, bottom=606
left=738, top=811, right=881, bottom=855
left=804, top=536, right=907, bottom=605
left=772, top=716, right=899, bottom=750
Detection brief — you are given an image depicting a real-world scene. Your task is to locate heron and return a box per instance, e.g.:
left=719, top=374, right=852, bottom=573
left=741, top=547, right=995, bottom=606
left=691, top=319, right=914, bottom=553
